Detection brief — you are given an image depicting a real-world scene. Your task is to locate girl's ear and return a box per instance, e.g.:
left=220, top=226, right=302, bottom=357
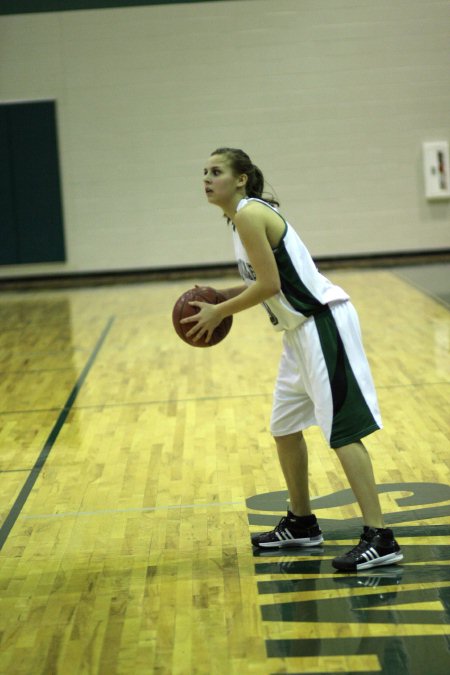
left=237, top=173, right=248, bottom=189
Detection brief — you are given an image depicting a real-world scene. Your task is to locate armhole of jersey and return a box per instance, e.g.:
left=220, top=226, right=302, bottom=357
left=271, top=218, right=288, bottom=252
left=242, top=197, right=288, bottom=250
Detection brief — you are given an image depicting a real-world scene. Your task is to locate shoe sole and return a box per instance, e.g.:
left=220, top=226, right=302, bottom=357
left=333, top=551, right=403, bottom=572
left=356, top=552, right=404, bottom=571
left=254, top=535, right=324, bottom=549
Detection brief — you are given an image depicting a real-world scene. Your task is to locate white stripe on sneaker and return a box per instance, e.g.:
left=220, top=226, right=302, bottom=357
left=357, top=551, right=404, bottom=570
left=362, top=547, right=379, bottom=562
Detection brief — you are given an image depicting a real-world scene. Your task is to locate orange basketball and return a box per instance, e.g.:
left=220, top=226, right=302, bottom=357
left=172, top=286, right=233, bottom=347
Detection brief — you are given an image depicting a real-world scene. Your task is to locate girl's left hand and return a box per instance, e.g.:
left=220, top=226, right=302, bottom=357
left=180, top=302, right=222, bottom=343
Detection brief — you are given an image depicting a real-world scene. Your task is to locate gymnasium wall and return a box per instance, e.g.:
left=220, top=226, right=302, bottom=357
left=0, top=0, right=449, bottom=278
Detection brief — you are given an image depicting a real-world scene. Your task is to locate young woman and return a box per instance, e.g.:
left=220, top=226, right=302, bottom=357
left=181, top=147, right=403, bottom=572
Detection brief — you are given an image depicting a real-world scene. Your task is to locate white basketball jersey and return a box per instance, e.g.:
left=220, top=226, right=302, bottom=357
left=232, top=198, right=349, bottom=331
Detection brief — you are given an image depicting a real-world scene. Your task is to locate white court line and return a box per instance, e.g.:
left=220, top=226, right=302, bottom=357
left=21, top=500, right=246, bottom=520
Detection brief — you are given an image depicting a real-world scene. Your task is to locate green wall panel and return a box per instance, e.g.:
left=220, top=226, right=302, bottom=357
left=1, top=101, right=66, bottom=266
left=0, top=0, right=231, bottom=15
left=0, top=108, right=18, bottom=264
left=9, top=102, right=66, bottom=264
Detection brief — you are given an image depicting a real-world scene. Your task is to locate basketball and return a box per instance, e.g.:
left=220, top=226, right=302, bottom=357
left=172, top=286, right=233, bottom=347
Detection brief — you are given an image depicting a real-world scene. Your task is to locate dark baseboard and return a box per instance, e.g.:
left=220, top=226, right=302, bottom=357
left=0, top=249, right=449, bottom=291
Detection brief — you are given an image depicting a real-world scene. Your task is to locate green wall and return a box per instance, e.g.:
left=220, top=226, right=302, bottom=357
left=0, top=102, right=66, bottom=265
left=0, top=0, right=230, bottom=16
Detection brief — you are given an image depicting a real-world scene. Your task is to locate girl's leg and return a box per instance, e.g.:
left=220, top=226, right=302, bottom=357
left=334, top=440, right=384, bottom=528
left=251, top=431, right=322, bottom=548
left=274, top=431, right=312, bottom=517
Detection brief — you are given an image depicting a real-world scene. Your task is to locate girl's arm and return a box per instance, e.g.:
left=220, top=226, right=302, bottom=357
left=183, top=207, right=280, bottom=342
left=220, top=285, right=247, bottom=300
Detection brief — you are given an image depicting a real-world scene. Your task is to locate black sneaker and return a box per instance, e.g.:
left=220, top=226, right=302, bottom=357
left=332, top=526, right=403, bottom=572
left=251, top=512, right=324, bottom=548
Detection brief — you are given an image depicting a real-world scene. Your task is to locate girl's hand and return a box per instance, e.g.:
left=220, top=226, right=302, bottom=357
left=180, top=301, right=222, bottom=344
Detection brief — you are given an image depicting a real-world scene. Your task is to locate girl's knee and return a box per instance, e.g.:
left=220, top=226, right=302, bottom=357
left=273, top=430, right=304, bottom=446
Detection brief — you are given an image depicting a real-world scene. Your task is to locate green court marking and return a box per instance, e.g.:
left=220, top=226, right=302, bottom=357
left=0, top=316, right=115, bottom=550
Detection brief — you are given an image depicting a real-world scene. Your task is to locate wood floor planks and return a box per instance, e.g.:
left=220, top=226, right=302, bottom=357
left=0, top=269, right=449, bottom=674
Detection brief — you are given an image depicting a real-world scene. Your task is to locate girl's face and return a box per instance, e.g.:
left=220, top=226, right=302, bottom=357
left=203, top=154, right=246, bottom=208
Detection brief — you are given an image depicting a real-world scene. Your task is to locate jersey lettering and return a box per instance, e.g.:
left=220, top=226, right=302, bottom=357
left=262, top=302, right=279, bottom=326
left=237, top=259, right=256, bottom=282
left=237, top=259, right=279, bottom=326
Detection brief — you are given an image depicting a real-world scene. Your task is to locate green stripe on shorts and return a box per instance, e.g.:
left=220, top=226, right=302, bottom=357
left=313, top=308, right=380, bottom=448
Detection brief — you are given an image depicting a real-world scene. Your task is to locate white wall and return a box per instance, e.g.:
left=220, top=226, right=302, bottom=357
left=0, top=0, right=449, bottom=278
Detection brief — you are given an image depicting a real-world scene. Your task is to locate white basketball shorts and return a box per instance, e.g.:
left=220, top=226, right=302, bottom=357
left=270, top=300, right=382, bottom=448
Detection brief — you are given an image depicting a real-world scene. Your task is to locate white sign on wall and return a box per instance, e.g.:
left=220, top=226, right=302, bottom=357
left=423, top=141, right=450, bottom=200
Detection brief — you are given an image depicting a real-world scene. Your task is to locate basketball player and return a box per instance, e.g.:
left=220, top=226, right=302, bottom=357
left=181, top=147, right=403, bottom=572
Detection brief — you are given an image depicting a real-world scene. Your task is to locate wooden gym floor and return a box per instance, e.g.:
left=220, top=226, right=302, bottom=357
left=0, top=265, right=449, bottom=675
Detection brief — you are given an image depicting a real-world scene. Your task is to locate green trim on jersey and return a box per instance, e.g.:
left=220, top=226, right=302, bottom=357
left=243, top=197, right=288, bottom=243
left=313, top=308, right=380, bottom=448
left=274, top=239, right=327, bottom=317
